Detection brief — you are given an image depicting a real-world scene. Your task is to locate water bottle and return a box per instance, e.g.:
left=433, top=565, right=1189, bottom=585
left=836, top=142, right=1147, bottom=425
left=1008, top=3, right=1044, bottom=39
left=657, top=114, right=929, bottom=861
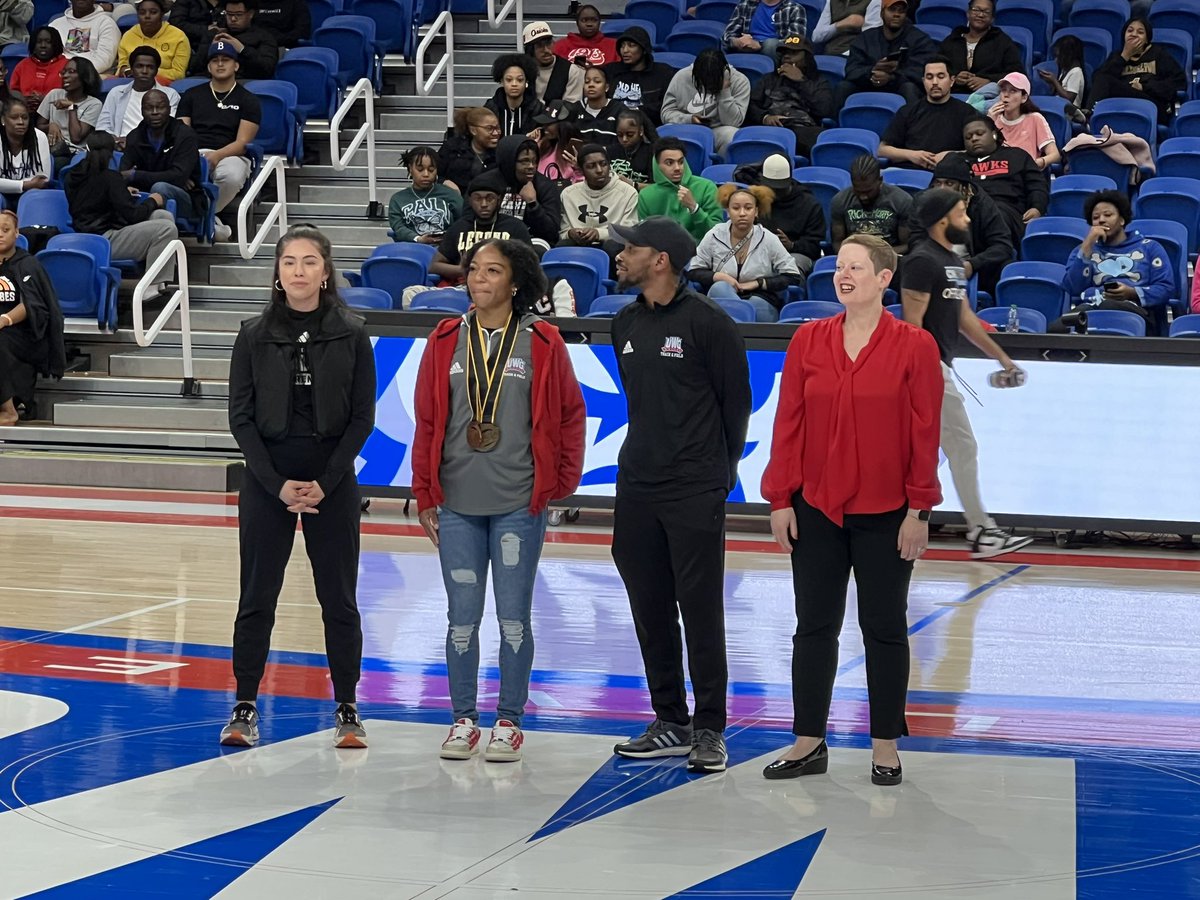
left=1006, top=304, right=1020, bottom=333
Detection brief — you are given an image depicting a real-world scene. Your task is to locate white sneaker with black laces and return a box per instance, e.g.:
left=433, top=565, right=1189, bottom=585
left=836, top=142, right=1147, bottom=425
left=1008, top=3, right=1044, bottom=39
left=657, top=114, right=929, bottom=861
left=968, top=526, right=1034, bottom=560
left=219, top=702, right=259, bottom=746
left=333, top=703, right=367, bottom=749
left=440, top=718, right=482, bottom=759
left=484, top=719, right=524, bottom=762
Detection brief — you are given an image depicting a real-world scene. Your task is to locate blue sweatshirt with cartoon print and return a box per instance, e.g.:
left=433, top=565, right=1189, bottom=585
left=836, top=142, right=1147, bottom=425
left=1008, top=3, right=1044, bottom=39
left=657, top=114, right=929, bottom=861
left=1064, top=230, right=1174, bottom=307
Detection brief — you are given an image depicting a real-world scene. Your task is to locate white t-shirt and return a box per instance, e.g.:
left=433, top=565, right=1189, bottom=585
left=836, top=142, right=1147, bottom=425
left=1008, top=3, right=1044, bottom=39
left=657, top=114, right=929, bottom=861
left=121, top=88, right=148, bottom=135
left=1060, top=67, right=1085, bottom=104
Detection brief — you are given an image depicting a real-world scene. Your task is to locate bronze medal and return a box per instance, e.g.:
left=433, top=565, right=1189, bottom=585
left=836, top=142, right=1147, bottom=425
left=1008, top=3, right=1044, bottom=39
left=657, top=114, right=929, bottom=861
left=465, top=311, right=519, bottom=453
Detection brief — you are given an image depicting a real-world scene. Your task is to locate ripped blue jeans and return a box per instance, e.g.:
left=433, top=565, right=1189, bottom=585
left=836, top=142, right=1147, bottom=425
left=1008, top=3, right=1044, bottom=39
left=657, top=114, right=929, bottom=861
left=437, top=506, right=547, bottom=726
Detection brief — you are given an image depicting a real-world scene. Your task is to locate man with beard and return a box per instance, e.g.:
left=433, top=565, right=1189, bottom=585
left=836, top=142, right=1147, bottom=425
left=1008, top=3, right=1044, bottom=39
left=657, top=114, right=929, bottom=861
left=901, top=188, right=1032, bottom=560
left=523, top=21, right=584, bottom=105
left=878, top=56, right=977, bottom=170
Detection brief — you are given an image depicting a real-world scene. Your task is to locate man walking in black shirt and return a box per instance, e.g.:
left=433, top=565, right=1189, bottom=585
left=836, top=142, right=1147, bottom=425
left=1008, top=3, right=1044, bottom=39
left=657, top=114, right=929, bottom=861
left=608, top=216, right=752, bottom=773
left=902, top=188, right=1032, bottom=560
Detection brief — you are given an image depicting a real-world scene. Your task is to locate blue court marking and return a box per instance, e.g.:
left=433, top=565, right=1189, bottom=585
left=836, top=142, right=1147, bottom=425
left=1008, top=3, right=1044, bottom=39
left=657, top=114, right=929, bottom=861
left=666, top=829, right=826, bottom=899
left=836, top=565, right=1029, bottom=676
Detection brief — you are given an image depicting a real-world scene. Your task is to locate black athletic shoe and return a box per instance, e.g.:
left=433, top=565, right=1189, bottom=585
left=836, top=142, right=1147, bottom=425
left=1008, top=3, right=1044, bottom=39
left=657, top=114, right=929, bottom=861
left=613, top=718, right=693, bottom=758
left=333, top=703, right=368, bottom=749
left=688, top=729, right=728, bottom=773
left=219, top=702, right=259, bottom=747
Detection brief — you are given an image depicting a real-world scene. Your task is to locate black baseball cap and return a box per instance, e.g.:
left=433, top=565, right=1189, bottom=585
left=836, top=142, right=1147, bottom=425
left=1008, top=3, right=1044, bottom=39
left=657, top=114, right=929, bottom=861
left=610, top=217, right=697, bottom=272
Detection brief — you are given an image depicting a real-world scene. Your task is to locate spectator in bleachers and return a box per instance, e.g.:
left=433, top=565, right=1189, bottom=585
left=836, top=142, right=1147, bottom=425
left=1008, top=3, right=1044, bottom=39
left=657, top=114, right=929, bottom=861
left=961, top=115, right=1046, bottom=242
left=839, top=0, right=935, bottom=105
left=495, top=134, right=562, bottom=247
left=53, top=0, right=119, bottom=74
left=690, top=183, right=801, bottom=322
left=908, top=152, right=1012, bottom=295
left=0, top=209, right=64, bottom=426
left=574, top=65, right=622, bottom=147
left=0, top=0, right=30, bottom=51
left=811, top=0, right=879, bottom=57
left=605, top=26, right=672, bottom=127
left=120, top=89, right=202, bottom=220
left=534, top=105, right=583, bottom=187
left=116, top=0, right=190, bottom=83
left=430, top=171, right=532, bottom=285
left=661, top=49, right=750, bottom=156
left=987, top=72, right=1059, bottom=171
left=484, top=54, right=544, bottom=138
left=559, top=143, right=637, bottom=267
left=252, top=0, right=311, bottom=50
left=0, top=98, right=50, bottom=209
left=189, top=0, right=277, bottom=79
left=555, top=5, right=617, bottom=67
left=172, top=0, right=227, bottom=55
left=831, top=154, right=911, bottom=254
left=64, top=131, right=178, bottom=284
left=879, top=56, right=977, bottom=170
left=1055, top=189, right=1170, bottom=330
left=733, top=153, right=824, bottom=278
left=745, top=34, right=833, bottom=157
left=723, top=0, right=807, bottom=59
left=636, top=136, right=722, bottom=241
left=438, top=107, right=499, bottom=195
left=389, top=145, right=463, bottom=245
left=1089, top=17, right=1186, bottom=129
left=11, top=27, right=67, bottom=109
left=1036, top=34, right=1086, bottom=112
left=36, top=57, right=101, bottom=168
left=523, top=21, right=584, bottom=106
left=177, top=40, right=261, bottom=240
left=610, top=108, right=657, bottom=190
left=97, top=46, right=180, bottom=146
left=938, top=0, right=1020, bottom=104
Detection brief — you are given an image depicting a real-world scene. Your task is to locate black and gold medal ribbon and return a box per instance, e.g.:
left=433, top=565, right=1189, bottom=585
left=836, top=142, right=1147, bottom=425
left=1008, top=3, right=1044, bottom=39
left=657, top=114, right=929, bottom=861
left=465, top=311, right=519, bottom=452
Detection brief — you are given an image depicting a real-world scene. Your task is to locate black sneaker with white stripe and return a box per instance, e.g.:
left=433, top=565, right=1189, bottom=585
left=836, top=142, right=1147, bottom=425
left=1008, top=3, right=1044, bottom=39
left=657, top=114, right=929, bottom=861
left=613, top=718, right=693, bottom=758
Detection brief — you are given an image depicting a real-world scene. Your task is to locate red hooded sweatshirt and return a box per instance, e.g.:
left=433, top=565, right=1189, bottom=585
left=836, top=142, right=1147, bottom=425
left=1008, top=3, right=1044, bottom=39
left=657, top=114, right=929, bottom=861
left=554, top=32, right=618, bottom=66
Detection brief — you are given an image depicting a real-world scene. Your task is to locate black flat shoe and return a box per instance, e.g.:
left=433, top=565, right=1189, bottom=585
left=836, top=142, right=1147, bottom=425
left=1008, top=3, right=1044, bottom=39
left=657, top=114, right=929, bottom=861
left=870, top=762, right=902, bottom=786
left=762, top=741, right=829, bottom=780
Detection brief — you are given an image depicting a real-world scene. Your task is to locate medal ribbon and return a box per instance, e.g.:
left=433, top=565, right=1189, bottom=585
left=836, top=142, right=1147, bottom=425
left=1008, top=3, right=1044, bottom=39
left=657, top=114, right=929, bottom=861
left=466, top=311, right=519, bottom=428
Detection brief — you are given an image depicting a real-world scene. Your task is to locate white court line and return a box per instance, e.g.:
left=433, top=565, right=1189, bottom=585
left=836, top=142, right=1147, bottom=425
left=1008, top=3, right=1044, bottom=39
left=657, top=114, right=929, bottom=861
left=59, top=599, right=195, bottom=634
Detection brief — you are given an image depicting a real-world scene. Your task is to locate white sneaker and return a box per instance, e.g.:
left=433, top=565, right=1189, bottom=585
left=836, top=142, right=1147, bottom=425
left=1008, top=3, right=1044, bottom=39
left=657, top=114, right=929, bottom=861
left=484, top=719, right=524, bottom=762
left=968, top=526, right=1034, bottom=560
left=213, top=221, right=233, bottom=242
left=440, top=718, right=481, bottom=760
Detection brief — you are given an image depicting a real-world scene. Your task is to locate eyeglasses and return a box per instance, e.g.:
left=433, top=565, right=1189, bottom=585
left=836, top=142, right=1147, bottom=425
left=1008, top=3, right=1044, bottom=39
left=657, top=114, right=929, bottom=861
left=968, top=6, right=992, bottom=13
left=473, top=124, right=501, bottom=133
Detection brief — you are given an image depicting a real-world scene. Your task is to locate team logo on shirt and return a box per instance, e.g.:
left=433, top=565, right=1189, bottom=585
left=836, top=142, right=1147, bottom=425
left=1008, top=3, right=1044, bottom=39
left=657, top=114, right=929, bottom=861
left=504, top=357, right=527, bottom=379
left=622, top=341, right=633, bottom=354
left=942, top=267, right=969, bottom=302
left=660, top=336, right=684, bottom=358
left=0, top=276, right=16, bottom=307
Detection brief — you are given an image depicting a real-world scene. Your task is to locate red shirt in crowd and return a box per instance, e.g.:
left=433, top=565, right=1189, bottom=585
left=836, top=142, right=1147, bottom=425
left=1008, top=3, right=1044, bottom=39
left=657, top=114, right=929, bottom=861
left=554, top=31, right=618, bottom=66
left=10, top=55, right=68, bottom=105
left=761, top=311, right=944, bottom=525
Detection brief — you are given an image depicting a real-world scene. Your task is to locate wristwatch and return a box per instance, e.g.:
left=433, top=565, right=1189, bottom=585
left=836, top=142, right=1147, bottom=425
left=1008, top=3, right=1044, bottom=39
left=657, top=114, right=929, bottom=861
left=908, top=508, right=931, bottom=522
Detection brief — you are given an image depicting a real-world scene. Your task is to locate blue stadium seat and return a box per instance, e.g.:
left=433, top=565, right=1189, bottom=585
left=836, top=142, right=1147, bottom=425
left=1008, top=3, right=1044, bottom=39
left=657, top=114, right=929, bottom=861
left=805, top=256, right=839, bottom=301
left=691, top=0, right=736, bottom=23
left=345, top=0, right=414, bottom=57
left=276, top=47, right=341, bottom=120
left=1020, top=216, right=1089, bottom=264
left=657, top=124, right=718, bottom=175
left=725, top=126, right=798, bottom=166
left=542, top=246, right=615, bottom=316
left=409, top=288, right=470, bottom=313
left=839, top=92, right=906, bottom=138
left=43, top=233, right=121, bottom=330
left=343, top=286, right=395, bottom=309
left=1047, top=174, right=1118, bottom=219
left=247, top=81, right=304, bottom=163
left=37, top=248, right=117, bottom=330
left=1152, top=28, right=1193, bottom=80
left=171, top=77, right=209, bottom=96
left=1133, top=218, right=1189, bottom=313
left=700, top=163, right=737, bottom=183
left=623, top=0, right=681, bottom=48
left=809, top=128, right=879, bottom=171
left=1085, top=309, right=1146, bottom=336
left=1, top=42, right=26, bottom=76
left=1005, top=24, right=1036, bottom=69
left=915, top=23, right=950, bottom=44
left=978, top=306, right=1048, bottom=333
left=1168, top=314, right=1200, bottom=337
left=1172, top=102, right=1200, bottom=139
left=100, top=77, right=131, bottom=99
left=371, top=241, right=438, bottom=266
left=778, top=299, right=844, bottom=322
left=1091, top=97, right=1159, bottom=153
left=1066, top=148, right=1137, bottom=192
left=313, top=15, right=382, bottom=91
left=1156, top=138, right=1200, bottom=179
left=814, top=54, right=845, bottom=88
left=792, top=166, right=850, bottom=240
left=603, top=19, right=660, bottom=47
left=1067, top=0, right=1128, bottom=46
left=798, top=0, right=821, bottom=36
left=714, top=296, right=757, bottom=322
left=31, top=0, right=63, bottom=28
left=992, top=262, right=1068, bottom=319
left=1035, top=94, right=1075, bottom=150
left=995, top=0, right=1052, bottom=61
left=663, top=20, right=724, bottom=56
left=587, top=294, right=637, bottom=317
left=354, top=257, right=429, bottom=306
left=882, top=167, right=932, bottom=197
left=17, top=189, right=72, bottom=232
left=308, top=0, right=339, bottom=31
left=1049, top=26, right=1112, bottom=74
left=1150, top=0, right=1200, bottom=65
left=1133, top=178, right=1200, bottom=260
left=726, top=53, right=774, bottom=86
left=651, top=51, right=696, bottom=70
left=914, top=0, right=963, bottom=30
left=885, top=303, right=904, bottom=318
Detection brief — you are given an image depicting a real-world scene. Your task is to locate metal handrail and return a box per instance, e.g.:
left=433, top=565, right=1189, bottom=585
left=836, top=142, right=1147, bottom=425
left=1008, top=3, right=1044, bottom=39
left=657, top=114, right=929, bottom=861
left=488, top=0, right=523, bottom=51
left=330, top=76, right=383, bottom=217
left=132, top=239, right=199, bottom=396
left=237, top=154, right=289, bottom=260
left=416, top=10, right=455, bottom=129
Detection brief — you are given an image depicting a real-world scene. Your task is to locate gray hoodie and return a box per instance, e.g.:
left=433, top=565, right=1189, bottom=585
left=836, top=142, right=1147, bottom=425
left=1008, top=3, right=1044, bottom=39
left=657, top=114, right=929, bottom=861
left=660, top=64, right=751, bottom=130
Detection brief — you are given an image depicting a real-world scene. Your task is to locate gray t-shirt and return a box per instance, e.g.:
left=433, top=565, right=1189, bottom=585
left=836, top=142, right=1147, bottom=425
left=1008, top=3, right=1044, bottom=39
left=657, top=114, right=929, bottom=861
left=440, top=314, right=538, bottom=516
left=37, top=90, right=103, bottom=153
left=831, top=182, right=913, bottom=247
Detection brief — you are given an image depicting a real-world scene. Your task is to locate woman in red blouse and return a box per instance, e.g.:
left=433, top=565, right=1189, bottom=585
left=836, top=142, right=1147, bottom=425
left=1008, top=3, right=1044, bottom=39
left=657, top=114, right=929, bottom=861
left=759, top=234, right=943, bottom=787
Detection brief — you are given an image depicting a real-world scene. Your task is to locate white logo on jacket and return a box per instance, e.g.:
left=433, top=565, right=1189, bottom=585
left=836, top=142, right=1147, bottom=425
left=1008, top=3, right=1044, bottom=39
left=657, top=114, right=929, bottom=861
left=660, top=336, right=683, bottom=358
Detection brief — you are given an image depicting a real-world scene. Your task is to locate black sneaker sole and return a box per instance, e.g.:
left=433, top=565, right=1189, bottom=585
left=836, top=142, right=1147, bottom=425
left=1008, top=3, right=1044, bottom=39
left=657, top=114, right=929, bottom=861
left=687, top=758, right=728, bottom=773
left=613, top=745, right=692, bottom=759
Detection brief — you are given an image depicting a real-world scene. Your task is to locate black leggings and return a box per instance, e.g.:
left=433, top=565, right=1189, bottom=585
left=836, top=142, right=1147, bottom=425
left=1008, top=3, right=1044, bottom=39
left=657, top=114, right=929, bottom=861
left=232, top=438, right=363, bottom=704
left=0, top=326, right=42, bottom=407
left=789, top=494, right=913, bottom=740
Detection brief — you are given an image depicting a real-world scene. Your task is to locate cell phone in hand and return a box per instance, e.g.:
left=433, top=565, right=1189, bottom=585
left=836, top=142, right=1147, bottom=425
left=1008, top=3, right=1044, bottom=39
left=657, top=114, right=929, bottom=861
left=883, top=50, right=903, bottom=62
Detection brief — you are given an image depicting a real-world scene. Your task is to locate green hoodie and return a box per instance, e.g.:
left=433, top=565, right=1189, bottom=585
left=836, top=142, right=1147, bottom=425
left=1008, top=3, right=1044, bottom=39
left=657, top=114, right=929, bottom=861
left=635, top=156, right=723, bottom=242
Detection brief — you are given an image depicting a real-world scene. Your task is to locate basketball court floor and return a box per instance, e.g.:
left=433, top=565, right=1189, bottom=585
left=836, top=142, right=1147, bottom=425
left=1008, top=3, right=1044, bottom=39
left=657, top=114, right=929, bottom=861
left=1, top=485, right=1198, bottom=898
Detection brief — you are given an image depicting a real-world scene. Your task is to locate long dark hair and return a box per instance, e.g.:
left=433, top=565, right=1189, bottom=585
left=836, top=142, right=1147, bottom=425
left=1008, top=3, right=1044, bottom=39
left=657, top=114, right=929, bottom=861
left=692, top=48, right=728, bottom=96
left=462, top=238, right=547, bottom=317
left=0, top=98, right=42, bottom=179
left=67, top=57, right=102, bottom=100
left=267, top=225, right=346, bottom=319
left=30, top=26, right=64, bottom=62
left=65, top=130, right=114, bottom=190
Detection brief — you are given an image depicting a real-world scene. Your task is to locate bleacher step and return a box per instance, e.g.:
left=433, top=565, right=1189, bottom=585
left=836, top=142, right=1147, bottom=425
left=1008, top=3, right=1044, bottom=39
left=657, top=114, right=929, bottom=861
left=53, top=398, right=233, bottom=432
left=0, top=424, right=239, bottom=451
left=0, top=451, right=242, bottom=492
left=109, top=354, right=233, bottom=381
left=42, top=373, right=229, bottom=399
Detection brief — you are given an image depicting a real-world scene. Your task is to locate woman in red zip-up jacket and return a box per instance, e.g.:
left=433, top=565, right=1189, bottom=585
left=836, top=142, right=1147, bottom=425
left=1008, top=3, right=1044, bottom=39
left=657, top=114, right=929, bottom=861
left=412, top=237, right=586, bottom=765
left=759, top=234, right=943, bottom=788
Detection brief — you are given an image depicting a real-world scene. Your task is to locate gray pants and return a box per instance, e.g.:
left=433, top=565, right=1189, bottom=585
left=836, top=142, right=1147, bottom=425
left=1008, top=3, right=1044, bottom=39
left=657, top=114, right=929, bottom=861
left=202, top=151, right=252, bottom=212
left=940, top=363, right=993, bottom=532
left=105, top=210, right=179, bottom=282
left=712, top=125, right=738, bottom=154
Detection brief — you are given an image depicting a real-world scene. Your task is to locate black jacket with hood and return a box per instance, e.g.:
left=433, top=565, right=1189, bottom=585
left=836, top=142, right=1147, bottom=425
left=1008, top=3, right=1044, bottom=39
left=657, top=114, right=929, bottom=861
left=604, top=26, right=673, bottom=126
left=437, top=130, right=496, bottom=193
left=938, top=26, right=1022, bottom=85
left=746, top=38, right=834, bottom=130
left=732, top=163, right=826, bottom=261
left=0, top=249, right=66, bottom=379
left=484, top=85, right=546, bottom=137
left=496, top=134, right=563, bottom=245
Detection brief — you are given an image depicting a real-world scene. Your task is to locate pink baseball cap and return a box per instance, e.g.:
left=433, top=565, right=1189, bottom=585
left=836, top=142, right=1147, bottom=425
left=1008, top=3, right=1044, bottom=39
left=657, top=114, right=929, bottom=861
left=999, top=72, right=1031, bottom=94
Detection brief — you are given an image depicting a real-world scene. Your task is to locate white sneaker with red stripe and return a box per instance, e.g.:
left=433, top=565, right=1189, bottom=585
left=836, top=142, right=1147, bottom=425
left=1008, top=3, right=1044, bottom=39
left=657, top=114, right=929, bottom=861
left=440, top=718, right=481, bottom=760
left=484, top=719, right=524, bottom=762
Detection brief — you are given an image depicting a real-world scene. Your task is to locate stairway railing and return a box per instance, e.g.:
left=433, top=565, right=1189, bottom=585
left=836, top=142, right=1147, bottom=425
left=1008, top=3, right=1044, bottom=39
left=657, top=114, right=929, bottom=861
left=330, top=77, right=383, bottom=217
left=416, top=11, right=456, bottom=129
left=488, top=0, right=524, bottom=51
left=132, top=239, right=199, bottom=396
left=237, top=154, right=289, bottom=260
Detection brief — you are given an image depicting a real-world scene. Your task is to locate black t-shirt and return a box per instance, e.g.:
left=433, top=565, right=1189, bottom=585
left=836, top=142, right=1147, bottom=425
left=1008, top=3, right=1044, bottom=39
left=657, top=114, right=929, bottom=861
left=177, top=82, right=263, bottom=151
left=903, top=241, right=966, bottom=363
left=438, top=214, right=532, bottom=265
left=284, top=306, right=321, bottom=436
left=881, top=97, right=977, bottom=159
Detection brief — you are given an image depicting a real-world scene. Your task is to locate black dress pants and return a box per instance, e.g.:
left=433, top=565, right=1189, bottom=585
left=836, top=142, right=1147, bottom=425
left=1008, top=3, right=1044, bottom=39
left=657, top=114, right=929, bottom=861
left=233, top=437, right=363, bottom=704
left=0, top=327, right=42, bottom=407
left=611, top=488, right=729, bottom=732
left=790, top=494, right=913, bottom=740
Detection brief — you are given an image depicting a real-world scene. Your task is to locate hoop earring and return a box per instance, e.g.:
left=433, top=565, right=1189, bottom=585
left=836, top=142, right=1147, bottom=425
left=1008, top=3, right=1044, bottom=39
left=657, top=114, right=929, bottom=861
left=274, top=279, right=282, bottom=290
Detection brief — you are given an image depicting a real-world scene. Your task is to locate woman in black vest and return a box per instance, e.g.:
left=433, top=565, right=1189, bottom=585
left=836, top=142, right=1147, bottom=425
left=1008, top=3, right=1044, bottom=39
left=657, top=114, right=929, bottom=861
left=223, top=225, right=377, bottom=750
